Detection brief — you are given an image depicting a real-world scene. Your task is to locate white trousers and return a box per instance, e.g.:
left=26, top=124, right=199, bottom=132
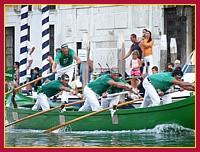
left=140, top=78, right=172, bottom=108
left=161, top=92, right=172, bottom=105
left=78, top=85, right=102, bottom=111
left=61, top=90, right=70, bottom=103
left=143, top=55, right=153, bottom=76
left=101, top=95, right=120, bottom=109
left=32, top=93, right=50, bottom=111
left=55, top=64, right=74, bottom=83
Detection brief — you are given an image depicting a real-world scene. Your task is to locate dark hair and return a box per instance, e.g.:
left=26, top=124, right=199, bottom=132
left=152, top=66, right=158, bottom=71
left=14, top=62, right=20, bottom=68
left=130, top=34, right=137, bottom=39
left=172, top=68, right=183, bottom=77
left=34, top=67, right=40, bottom=72
left=142, top=29, right=147, bottom=37
left=167, top=62, right=174, bottom=67
left=61, top=74, right=69, bottom=80
left=174, top=67, right=182, bottom=71
left=165, top=68, right=173, bottom=72
left=147, top=30, right=152, bottom=43
left=143, top=29, right=148, bottom=33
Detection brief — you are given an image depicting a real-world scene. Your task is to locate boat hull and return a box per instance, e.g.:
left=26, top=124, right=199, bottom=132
left=6, top=95, right=195, bottom=131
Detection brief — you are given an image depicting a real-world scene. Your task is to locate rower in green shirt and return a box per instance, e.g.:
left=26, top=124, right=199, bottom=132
left=32, top=74, right=82, bottom=111
left=101, top=77, right=127, bottom=108
left=52, top=43, right=81, bottom=82
left=140, top=69, right=195, bottom=108
left=79, top=67, right=132, bottom=111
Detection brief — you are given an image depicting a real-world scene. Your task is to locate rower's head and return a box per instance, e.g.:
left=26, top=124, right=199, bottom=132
left=172, top=69, right=183, bottom=81
left=110, top=67, right=119, bottom=80
left=61, top=43, right=69, bottom=55
left=60, top=74, right=70, bottom=86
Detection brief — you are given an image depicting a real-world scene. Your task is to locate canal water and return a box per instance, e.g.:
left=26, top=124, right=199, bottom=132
left=5, top=124, right=195, bottom=147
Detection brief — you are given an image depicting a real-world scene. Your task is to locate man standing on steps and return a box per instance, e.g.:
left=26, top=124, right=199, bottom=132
left=26, top=40, right=35, bottom=96
left=79, top=67, right=133, bottom=111
left=119, top=34, right=144, bottom=74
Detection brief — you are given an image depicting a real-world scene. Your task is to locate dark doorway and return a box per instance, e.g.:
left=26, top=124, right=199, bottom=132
left=5, top=27, right=15, bottom=70
left=164, top=6, right=186, bottom=63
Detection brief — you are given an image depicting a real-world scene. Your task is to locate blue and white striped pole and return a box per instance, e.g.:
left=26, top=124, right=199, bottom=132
left=19, top=5, right=28, bottom=86
left=41, top=5, right=50, bottom=82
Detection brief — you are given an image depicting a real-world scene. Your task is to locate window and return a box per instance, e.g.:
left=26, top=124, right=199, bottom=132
left=49, top=25, right=54, bottom=58
left=48, top=5, right=56, bottom=10
left=76, top=42, right=82, bottom=55
left=5, top=27, right=15, bottom=71
left=28, top=5, right=32, bottom=11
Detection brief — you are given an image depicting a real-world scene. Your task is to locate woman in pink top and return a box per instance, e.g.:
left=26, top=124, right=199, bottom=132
left=130, top=50, right=142, bottom=89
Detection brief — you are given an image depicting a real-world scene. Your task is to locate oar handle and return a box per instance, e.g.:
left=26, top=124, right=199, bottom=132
left=5, top=99, right=85, bottom=127
left=44, top=98, right=143, bottom=133
left=164, top=89, right=180, bottom=95
left=5, top=64, right=77, bottom=95
left=106, top=91, right=129, bottom=97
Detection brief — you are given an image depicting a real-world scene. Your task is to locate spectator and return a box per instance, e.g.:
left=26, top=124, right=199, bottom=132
left=140, top=30, right=154, bottom=76
left=13, top=61, right=20, bottom=88
left=151, top=66, right=158, bottom=74
left=33, top=67, right=42, bottom=92
left=119, top=33, right=144, bottom=75
left=130, top=50, right=142, bottom=89
left=79, top=59, right=93, bottom=83
left=175, top=60, right=181, bottom=68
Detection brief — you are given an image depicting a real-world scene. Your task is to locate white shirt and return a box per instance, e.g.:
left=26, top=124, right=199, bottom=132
left=26, top=41, right=34, bottom=78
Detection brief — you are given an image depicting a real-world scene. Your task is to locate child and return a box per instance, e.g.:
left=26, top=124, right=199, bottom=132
left=33, top=67, right=41, bottom=92
left=152, top=66, right=158, bottom=74
left=130, top=50, right=142, bottom=89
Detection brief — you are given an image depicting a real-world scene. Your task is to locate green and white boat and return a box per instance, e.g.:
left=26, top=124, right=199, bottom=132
left=5, top=91, right=195, bottom=131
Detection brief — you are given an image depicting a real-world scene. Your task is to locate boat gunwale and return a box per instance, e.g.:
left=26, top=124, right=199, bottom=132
left=6, top=95, right=195, bottom=116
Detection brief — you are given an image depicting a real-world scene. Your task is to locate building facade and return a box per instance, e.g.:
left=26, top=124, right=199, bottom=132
left=5, top=5, right=195, bottom=74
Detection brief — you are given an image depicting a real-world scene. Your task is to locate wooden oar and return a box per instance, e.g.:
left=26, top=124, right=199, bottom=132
left=5, top=99, right=85, bottom=127
left=5, top=63, right=77, bottom=95
left=44, top=98, right=143, bottom=133
left=105, top=91, right=129, bottom=97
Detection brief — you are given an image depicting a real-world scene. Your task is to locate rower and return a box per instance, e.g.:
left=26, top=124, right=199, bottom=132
left=140, top=68, right=195, bottom=108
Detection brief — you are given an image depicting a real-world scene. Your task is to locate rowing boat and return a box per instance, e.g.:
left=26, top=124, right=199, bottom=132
left=5, top=92, right=195, bottom=131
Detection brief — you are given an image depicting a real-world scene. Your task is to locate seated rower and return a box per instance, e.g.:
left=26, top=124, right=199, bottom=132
left=32, top=74, right=83, bottom=111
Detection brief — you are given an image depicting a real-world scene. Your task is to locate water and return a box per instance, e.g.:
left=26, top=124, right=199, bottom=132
left=5, top=124, right=195, bottom=147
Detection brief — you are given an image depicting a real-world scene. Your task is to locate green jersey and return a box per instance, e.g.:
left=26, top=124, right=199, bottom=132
left=54, top=49, right=75, bottom=67
left=107, top=78, right=128, bottom=94
left=87, top=74, right=121, bottom=96
left=38, top=80, right=72, bottom=97
left=148, top=72, right=175, bottom=92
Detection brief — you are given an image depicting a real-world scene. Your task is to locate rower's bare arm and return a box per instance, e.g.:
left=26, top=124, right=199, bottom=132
left=73, top=54, right=81, bottom=64
left=108, top=80, right=132, bottom=91
left=172, top=80, right=195, bottom=91
left=52, top=62, right=58, bottom=74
